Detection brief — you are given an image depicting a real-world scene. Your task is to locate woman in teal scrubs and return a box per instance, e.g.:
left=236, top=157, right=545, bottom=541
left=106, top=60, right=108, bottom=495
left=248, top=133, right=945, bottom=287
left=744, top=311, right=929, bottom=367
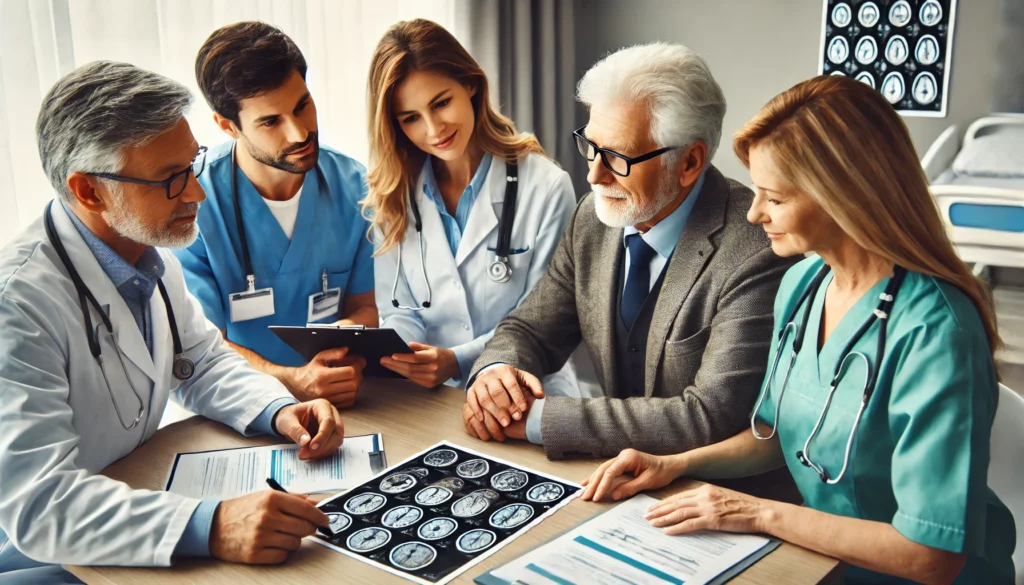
left=579, top=76, right=1016, bottom=584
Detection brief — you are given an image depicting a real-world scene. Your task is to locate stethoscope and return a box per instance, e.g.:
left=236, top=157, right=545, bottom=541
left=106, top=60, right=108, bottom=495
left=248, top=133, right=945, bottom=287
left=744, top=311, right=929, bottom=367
left=391, top=158, right=519, bottom=311
left=750, top=262, right=908, bottom=484
left=230, top=143, right=328, bottom=293
left=44, top=201, right=195, bottom=432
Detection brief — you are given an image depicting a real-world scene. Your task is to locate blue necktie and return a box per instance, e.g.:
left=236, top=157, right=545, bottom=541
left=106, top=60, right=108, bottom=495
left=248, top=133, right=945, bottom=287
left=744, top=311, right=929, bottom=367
left=621, top=234, right=657, bottom=329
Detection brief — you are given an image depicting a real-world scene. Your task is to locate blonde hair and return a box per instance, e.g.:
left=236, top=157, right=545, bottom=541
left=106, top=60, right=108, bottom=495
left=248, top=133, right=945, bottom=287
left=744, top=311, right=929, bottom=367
left=362, top=19, right=545, bottom=254
left=734, top=75, right=1000, bottom=356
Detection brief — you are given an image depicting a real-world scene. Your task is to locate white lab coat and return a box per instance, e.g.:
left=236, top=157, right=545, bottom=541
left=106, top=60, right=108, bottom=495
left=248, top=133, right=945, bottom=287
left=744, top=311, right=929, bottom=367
left=375, top=153, right=585, bottom=394
left=0, top=204, right=295, bottom=579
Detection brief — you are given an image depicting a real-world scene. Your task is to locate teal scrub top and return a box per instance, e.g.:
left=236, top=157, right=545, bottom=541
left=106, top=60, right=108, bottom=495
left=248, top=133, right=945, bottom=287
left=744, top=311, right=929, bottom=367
left=174, top=141, right=374, bottom=367
left=754, top=257, right=1016, bottom=584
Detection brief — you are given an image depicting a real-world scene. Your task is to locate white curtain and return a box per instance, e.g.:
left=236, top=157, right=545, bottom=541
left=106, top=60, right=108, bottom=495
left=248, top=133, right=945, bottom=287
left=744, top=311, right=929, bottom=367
left=0, top=0, right=462, bottom=246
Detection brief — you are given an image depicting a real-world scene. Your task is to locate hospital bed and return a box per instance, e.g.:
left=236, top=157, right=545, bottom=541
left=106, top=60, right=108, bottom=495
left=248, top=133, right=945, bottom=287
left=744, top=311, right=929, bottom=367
left=922, top=115, right=1024, bottom=277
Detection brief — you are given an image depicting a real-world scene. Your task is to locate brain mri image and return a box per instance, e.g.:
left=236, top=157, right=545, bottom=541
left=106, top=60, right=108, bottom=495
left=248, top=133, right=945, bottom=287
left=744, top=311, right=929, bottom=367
left=423, top=449, right=459, bottom=467
left=345, top=493, right=387, bottom=515
left=889, top=0, right=912, bottom=27
left=912, top=72, right=939, bottom=105
left=381, top=505, right=424, bottom=529
left=855, top=71, right=876, bottom=89
left=854, top=36, right=877, bottom=65
left=526, top=482, right=565, bottom=504
left=346, top=527, right=391, bottom=552
left=489, top=503, right=534, bottom=529
left=882, top=72, right=906, bottom=104
left=326, top=513, right=352, bottom=535
left=431, top=477, right=465, bottom=492
left=313, top=444, right=581, bottom=583
left=831, top=2, right=851, bottom=27
left=920, top=0, right=943, bottom=26
left=885, top=36, right=909, bottom=66
left=456, top=459, right=489, bottom=479
left=417, top=517, right=459, bottom=541
left=456, top=529, right=498, bottom=554
left=822, top=0, right=953, bottom=114
left=451, top=490, right=499, bottom=517
left=390, top=541, right=438, bottom=571
left=415, top=486, right=454, bottom=506
left=490, top=469, right=529, bottom=492
left=858, top=2, right=880, bottom=27
left=380, top=473, right=417, bottom=494
left=827, top=36, right=849, bottom=64
left=916, top=35, right=940, bottom=65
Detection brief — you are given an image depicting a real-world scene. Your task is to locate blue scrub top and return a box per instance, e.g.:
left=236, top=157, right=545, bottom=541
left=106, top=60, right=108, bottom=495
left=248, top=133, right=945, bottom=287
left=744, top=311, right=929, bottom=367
left=755, top=256, right=1016, bottom=584
left=175, top=141, right=374, bottom=367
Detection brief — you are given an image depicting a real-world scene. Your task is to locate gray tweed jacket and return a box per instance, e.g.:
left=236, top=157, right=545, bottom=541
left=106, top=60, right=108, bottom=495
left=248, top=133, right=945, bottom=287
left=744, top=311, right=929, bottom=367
left=470, top=165, right=798, bottom=459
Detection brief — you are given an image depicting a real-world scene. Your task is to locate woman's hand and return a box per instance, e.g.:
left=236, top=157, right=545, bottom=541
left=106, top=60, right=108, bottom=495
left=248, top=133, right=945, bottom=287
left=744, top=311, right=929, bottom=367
left=580, top=449, right=681, bottom=502
left=379, top=342, right=459, bottom=388
left=645, top=484, right=769, bottom=535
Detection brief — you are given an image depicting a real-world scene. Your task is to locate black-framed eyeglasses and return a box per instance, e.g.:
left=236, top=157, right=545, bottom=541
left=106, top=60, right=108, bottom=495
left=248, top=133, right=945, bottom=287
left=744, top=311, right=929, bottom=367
left=573, top=126, right=678, bottom=177
left=88, top=146, right=208, bottom=200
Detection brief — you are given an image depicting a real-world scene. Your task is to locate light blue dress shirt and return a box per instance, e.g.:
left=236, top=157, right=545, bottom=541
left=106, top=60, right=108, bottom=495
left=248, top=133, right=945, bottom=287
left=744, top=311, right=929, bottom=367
left=422, top=153, right=493, bottom=256
left=62, top=204, right=295, bottom=559
left=525, top=170, right=707, bottom=444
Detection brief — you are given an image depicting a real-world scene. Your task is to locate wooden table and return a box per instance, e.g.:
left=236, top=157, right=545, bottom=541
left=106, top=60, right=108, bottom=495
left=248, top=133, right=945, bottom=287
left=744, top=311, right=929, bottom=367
left=68, top=380, right=843, bottom=584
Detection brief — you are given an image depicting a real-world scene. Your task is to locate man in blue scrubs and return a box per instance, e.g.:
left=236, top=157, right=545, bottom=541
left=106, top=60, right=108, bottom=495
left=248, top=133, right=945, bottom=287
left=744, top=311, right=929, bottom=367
left=176, top=22, right=376, bottom=408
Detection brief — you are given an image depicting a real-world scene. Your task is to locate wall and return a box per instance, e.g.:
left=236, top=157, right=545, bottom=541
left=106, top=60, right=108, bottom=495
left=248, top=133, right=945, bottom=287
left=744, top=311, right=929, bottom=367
left=572, top=0, right=1002, bottom=183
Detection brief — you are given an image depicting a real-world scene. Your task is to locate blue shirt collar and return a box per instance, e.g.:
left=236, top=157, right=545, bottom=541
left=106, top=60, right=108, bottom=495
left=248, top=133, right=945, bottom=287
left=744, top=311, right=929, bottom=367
left=623, top=169, right=707, bottom=259
left=422, top=153, right=493, bottom=210
left=61, top=203, right=165, bottom=296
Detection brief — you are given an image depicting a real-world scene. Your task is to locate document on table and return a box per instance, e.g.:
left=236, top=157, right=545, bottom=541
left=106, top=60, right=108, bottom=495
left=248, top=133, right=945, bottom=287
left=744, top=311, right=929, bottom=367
left=477, top=494, right=780, bottom=585
left=165, top=433, right=386, bottom=498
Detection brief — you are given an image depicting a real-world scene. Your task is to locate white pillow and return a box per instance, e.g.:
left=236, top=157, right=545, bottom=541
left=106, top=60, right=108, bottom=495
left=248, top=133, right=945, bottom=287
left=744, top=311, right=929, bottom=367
left=952, top=125, right=1024, bottom=178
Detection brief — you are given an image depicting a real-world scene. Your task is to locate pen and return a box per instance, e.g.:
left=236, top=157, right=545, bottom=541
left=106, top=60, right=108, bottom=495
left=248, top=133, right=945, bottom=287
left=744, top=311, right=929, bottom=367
left=266, top=477, right=288, bottom=493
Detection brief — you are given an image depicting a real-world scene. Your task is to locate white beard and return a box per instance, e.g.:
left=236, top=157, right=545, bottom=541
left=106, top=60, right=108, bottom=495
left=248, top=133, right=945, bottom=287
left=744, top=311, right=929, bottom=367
left=592, top=172, right=679, bottom=228
left=103, top=189, right=200, bottom=249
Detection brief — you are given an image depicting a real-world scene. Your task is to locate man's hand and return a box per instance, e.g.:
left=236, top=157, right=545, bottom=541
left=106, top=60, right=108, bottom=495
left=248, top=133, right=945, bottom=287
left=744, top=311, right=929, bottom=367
left=273, top=399, right=344, bottom=460
left=462, top=399, right=529, bottom=442
left=380, top=342, right=459, bottom=388
left=283, top=347, right=365, bottom=408
left=466, top=364, right=544, bottom=427
left=209, top=491, right=329, bottom=564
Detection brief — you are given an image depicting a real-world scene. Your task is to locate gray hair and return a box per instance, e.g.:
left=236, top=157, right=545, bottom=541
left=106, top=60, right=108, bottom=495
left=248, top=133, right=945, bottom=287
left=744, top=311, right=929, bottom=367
left=36, top=61, right=193, bottom=202
left=576, top=43, right=727, bottom=166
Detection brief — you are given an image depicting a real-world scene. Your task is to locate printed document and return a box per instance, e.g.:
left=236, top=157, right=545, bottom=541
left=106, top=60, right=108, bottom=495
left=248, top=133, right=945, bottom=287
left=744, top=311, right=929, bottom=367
left=486, top=494, right=773, bottom=585
left=165, top=433, right=385, bottom=498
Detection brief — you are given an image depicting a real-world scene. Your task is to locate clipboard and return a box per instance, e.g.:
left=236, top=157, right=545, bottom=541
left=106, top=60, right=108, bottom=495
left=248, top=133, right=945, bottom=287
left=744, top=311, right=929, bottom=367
left=270, top=325, right=412, bottom=379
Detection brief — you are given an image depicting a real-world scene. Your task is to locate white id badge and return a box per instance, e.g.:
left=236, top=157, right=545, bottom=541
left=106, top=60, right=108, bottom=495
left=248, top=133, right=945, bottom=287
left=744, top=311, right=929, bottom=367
left=229, top=287, right=275, bottom=322
left=308, top=287, right=341, bottom=322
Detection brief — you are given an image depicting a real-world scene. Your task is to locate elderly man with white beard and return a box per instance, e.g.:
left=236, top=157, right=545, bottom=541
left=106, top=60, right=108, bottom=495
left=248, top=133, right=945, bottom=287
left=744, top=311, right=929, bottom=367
left=460, top=43, right=799, bottom=487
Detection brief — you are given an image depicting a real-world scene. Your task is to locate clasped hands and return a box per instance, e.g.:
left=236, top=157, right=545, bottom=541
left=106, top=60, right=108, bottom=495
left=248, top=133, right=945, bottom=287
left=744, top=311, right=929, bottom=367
left=462, top=364, right=544, bottom=442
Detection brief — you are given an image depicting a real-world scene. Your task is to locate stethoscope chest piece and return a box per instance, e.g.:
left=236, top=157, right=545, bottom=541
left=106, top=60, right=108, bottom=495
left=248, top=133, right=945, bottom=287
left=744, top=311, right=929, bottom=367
left=488, top=258, right=512, bottom=283
left=172, top=356, right=196, bottom=381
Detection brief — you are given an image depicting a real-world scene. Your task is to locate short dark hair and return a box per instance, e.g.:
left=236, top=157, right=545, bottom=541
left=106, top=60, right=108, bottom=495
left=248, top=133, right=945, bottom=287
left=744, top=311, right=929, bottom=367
left=194, top=21, right=307, bottom=127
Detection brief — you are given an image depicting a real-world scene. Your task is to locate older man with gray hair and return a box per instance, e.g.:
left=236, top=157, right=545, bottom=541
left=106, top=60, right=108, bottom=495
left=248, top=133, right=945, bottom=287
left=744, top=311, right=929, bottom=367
left=0, top=61, right=344, bottom=582
left=463, top=43, right=799, bottom=475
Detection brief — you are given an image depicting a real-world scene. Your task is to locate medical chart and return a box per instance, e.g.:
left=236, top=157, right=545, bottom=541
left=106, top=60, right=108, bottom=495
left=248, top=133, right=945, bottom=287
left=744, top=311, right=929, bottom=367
left=313, top=441, right=580, bottom=585
left=477, top=494, right=779, bottom=585
left=165, top=433, right=386, bottom=498
left=819, top=0, right=957, bottom=116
